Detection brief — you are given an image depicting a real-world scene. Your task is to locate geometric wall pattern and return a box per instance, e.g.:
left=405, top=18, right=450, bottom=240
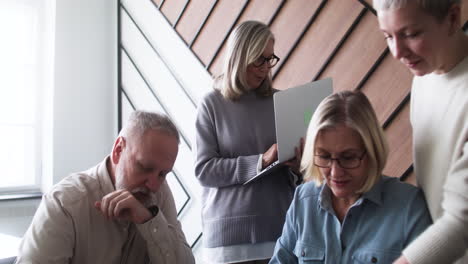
left=119, top=0, right=212, bottom=261
left=119, top=0, right=468, bottom=261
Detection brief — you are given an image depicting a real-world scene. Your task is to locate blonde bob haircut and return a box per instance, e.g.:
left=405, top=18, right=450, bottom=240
left=301, top=90, right=389, bottom=194
left=373, top=0, right=461, bottom=21
left=214, top=20, right=274, bottom=101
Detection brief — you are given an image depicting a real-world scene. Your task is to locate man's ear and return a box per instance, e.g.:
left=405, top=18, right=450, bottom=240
left=111, top=136, right=126, bottom=165
left=447, top=3, right=462, bottom=35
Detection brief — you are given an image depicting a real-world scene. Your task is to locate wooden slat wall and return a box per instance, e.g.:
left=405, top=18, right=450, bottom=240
left=160, top=0, right=189, bottom=26
left=153, top=0, right=468, bottom=184
left=175, top=0, right=217, bottom=45
left=191, top=0, right=247, bottom=66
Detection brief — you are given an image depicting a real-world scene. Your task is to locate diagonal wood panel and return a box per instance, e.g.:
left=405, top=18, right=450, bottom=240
left=160, top=0, right=189, bottom=26
left=152, top=0, right=162, bottom=7
left=383, top=103, right=413, bottom=178
left=404, top=170, right=417, bottom=186
left=268, top=0, right=325, bottom=81
left=359, top=53, right=413, bottom=124
left=191, top=0, right=247, bottom=66
left=175, top=0, right=217, bottom=45
left=272, top=0, right=363, bottom=90
left=319, top=11, right=387, bottom=91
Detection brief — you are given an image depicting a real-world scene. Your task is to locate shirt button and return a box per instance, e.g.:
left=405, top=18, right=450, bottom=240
left=153, top=228, right=157, bottom=233
left=371, top=257, right=378, bottom=263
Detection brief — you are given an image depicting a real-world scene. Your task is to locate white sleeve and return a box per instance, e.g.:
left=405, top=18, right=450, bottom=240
left=403, top=141, right=468, bottom=264
left=136, top=182, right=194, bottom=264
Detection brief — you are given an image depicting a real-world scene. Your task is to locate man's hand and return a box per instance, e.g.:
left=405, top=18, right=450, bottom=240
left=94, top=189, right=152, bottom=224
left=262, top=143, right=278, bottom=169
left=393, top=255, right=410, bottom=264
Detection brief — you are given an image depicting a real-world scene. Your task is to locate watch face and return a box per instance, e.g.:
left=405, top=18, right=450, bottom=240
left=148, top=206, right=159, bottom=217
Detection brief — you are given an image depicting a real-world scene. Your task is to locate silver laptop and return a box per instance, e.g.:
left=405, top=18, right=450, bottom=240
left=244, top=78, right=333, bottom=185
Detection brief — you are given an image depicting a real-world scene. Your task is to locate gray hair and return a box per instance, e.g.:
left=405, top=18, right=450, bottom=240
left=373, top=0, right=461, bottom=21
left=301, top=91, right=388, bottom=193
left=119, top=110, right=180, bottom=144
left=214, top=20, right=274, bottom=101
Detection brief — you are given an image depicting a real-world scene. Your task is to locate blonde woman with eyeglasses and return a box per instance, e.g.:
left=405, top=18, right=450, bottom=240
left=270, top=91, right=432, bottom=264
left=194, top=20, right=301, bottom=264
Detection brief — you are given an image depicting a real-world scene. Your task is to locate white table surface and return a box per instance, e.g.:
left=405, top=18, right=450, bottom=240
left=0, top=233, right=20, bottom=259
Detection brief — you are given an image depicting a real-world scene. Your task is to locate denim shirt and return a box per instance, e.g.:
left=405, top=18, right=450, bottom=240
left=270, top=176, right=432, bottom=264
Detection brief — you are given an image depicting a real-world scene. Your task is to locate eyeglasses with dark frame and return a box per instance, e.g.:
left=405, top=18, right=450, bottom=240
left=313, top=150, right=367, bottom=169
left=252, top=54, right=280, bottom=68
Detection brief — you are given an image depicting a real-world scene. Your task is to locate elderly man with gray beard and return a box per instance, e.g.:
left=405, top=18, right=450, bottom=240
left=16, top=111, right=194, bottom=264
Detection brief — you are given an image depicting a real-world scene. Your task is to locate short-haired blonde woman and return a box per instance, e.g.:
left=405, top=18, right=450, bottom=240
left=270, top=91, right=432, bottom=264
left=194, top=20, right=299, bottom=264
left=375, top=0, right=468, bottom=263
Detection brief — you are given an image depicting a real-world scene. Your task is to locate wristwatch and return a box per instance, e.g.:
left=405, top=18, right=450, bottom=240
left=147, top=205, right=159, bottom=217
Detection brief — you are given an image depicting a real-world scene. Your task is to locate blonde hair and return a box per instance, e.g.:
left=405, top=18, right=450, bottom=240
left=301, top=91, right=388, bottom=193
left=373, top=0, right=461, bottom=21
left=214, top=20, right=274, bottom=101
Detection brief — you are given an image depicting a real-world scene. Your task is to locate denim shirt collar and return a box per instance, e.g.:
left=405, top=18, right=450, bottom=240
left=318, top=176, right=384, bottom=212
left=361, top=176, right=384, bottom=206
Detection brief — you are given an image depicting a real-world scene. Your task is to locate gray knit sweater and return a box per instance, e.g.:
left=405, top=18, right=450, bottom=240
left=194, top=89, right=295, bottom=248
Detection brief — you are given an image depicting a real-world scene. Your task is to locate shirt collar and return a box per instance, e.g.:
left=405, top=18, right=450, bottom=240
left=97, top=156, right=116, bottom=196
left=318, top=184, right=333, bottom=213
left=361, top=176, right=383, bottom=206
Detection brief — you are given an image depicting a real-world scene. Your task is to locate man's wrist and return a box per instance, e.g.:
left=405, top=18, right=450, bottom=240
left=147, top=205, right=159, bottom=217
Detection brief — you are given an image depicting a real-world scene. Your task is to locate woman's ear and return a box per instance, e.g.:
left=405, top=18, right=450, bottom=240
left=111, top=136, right=126, bottom=164
left=446, top=3, right=462, bottom=35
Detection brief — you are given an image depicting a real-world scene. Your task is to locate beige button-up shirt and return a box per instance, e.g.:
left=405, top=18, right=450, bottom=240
left=16, top=158, right=194, bottom=264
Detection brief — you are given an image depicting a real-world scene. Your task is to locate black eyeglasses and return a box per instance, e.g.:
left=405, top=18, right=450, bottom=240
left=252, top=54, right=280, bottom=68
left=313, top=151, right=366, bottom=169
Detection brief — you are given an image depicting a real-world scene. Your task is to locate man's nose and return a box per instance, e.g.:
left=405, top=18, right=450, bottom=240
left=146, top=173, right=163, bottom=192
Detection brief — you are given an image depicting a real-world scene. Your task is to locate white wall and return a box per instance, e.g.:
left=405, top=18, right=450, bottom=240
left=0, top=0, right=117, bottom=238
left=49, top=0, right=118, bottom=187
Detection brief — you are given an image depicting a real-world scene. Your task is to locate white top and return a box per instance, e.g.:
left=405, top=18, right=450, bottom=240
left=203, top=242, right=275, bottom=263
left=403, top=55, right=468, bottom=264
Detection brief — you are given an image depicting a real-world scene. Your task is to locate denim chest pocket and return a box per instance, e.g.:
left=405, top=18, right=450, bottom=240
left=294, top=243, right=325, bottom=263
left=352, top=249, right=400, bottom=264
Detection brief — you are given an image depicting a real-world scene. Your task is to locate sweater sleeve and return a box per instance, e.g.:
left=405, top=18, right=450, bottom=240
left=194, top=96, right=261, bottom=188
left=403, top=141, right=468, bottom=264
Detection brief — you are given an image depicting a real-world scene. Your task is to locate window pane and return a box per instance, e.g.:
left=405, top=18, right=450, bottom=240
left=0, top=0, right=40, bottom=190
left=0, top=126, right=36, bottom=188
